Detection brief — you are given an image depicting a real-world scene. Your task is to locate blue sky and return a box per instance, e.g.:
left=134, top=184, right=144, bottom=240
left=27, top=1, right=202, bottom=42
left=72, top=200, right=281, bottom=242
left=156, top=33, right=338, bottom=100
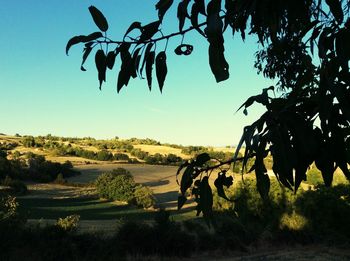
left=0, top=1, right=274, bottom=146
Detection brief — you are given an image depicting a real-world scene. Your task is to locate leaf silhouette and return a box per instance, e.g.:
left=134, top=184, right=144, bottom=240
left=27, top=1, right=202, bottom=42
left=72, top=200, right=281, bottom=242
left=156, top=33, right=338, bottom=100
left=214, top=172, right=233, bottom=201
left=194, top=0, right=206, bottom=15
left=95, top=49, right=107, bottom=90
left=140, top=43, right=154, bottom=78
left=139, top=21, right=161, bottom=43
left=325, top=0, right=343, bottom=24
left=156, top=0, right=174, bottom=21
left=106, top=51, right=117, bottom=70
left=81, top=46, right=93, bottom=71
left=146, top=51, right=155, bottom=90
left=131, top=47, right=142, bottom=78
left=123, top=22, right=142, bottom=40
left=89, top=6, right=109, bottom=32
left=180, top=166, right=193, bottom=195
left=200, top=176, right=213, bottom=226
left=191, top=3, right=207, bottom=37
left=117, top=44, right=132, bottom=93
left=177, top=0, right=191, bottom=32
left=208, top=43, right=229, bottom=82
left=156, top=51, right=168, bottom=93
left=66, top=32, right=103, bottom=55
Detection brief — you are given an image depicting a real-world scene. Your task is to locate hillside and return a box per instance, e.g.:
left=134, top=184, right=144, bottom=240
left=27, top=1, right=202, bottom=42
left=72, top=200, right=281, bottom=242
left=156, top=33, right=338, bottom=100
left=0, top=133, right=234, bottom=165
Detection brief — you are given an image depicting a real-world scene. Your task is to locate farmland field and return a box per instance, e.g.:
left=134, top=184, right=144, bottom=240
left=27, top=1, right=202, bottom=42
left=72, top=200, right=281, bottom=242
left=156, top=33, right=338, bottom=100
left=17, top=163, right=199, bottom=226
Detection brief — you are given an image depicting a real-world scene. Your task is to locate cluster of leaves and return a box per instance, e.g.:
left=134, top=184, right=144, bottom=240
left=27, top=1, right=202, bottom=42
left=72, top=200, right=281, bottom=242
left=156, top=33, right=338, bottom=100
left=67, top=1, right=233, bottom=92
left=177, top=153, right=234, bottom=225
left=67, top=1, right=350, bottom=223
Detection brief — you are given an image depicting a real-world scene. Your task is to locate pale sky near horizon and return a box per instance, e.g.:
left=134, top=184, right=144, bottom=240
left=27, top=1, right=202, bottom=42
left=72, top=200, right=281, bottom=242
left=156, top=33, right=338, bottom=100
left=0, top=1, right=275, bottom=146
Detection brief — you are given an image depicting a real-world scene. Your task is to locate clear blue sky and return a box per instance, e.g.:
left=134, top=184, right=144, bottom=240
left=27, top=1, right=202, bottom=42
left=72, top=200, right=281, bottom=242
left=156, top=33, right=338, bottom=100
left=0, top=1, right=274, bottom=146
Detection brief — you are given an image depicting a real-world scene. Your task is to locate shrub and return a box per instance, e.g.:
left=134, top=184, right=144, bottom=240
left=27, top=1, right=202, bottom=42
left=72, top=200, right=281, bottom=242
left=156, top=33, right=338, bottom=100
left=0, top=196, right=18, bottom=222
left=54, top=173, right=67, bottom=184
left=304, top=167, right=323, bottom=186
left=55, top=214, right=80, bottom=232
left=134, top=185, right=155, bottom=208
left=2, top=176, right=27, bottom=195
left=295, top=184, right=350, bottom=239
left=95, top=169, right=135, bottom=202
left=0, top=195, right=25, bottom=227
left=96, top=150, right=113, bottom=161
left=22, top=136, right=35, bottom=148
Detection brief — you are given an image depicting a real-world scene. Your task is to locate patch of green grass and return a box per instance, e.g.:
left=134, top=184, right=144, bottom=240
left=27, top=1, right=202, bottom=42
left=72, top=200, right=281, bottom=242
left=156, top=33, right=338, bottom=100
left=17, top=197, right=156, bottom=220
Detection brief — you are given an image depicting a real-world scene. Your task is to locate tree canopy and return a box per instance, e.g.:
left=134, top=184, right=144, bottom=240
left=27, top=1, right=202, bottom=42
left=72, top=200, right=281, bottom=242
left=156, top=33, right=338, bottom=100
left=67, top=0, right=350, bottom=223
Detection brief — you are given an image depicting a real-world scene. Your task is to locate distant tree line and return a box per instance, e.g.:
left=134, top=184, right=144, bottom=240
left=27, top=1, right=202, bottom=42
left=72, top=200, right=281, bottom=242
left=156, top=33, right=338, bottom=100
left=0, top=150, right=78, bottom=183
left=130, top=148, right=183, bottom=165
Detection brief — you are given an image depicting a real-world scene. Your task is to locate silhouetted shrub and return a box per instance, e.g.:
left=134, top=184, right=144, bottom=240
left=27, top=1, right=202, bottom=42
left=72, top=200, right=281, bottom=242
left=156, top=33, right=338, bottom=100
left=2, top=176, right=27, bottom=195
left=295, top=184, right=350, bottom=240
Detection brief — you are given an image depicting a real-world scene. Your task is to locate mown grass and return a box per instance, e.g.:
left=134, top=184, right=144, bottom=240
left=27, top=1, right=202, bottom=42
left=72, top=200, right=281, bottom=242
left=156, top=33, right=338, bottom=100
left=17, top=197, right=197, bottom=222
left=17, top=197, right=155, bottom=220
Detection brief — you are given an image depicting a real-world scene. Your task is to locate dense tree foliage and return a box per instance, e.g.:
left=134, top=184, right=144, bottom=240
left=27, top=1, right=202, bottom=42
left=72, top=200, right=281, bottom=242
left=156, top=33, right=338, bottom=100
left=68, top=0, right=350, bottom=223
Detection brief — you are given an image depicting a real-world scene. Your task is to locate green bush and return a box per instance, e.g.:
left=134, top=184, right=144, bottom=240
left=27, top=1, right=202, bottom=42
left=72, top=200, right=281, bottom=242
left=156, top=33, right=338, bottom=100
left=0, top=195, right=25, bottom=228
left=134, top=185, right=156, bottom=208
left=95, top=169, right=135, bottom=202
left=295, top=184, right=350, bottom=239
left=2, top=176, right=27, bottom=195
left=304, top=167, right=323, bottom=186
left=55, top=214, right=80, bottom=232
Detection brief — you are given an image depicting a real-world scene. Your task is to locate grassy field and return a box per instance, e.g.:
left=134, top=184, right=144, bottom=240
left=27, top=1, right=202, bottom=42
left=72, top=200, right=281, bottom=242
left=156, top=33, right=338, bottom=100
left=14, top=163, right=198, bottom=224
left=17, top=197, right=155, bottom=220
left=133, top=144, right=190, bottom=159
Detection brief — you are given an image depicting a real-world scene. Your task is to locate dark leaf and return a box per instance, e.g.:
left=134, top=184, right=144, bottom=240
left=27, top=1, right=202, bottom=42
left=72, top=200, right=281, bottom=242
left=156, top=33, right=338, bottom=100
left=300, top=20, right=319, bottom=39
left=95, top=49, right=107, bottom=90
left=117, top=47, right=132, bottom=93
left=177, top=0, right=190, bottom=32
left=139, top=21, right=161, bottom=43
left=194, top=0, right=206, bottom=15
left=156, top=0, right=174, bottom=21
left=123, top=22, right=142, bottom=40
left=66, top=32, right=103, bottom=55
left=206, top=0, right=222, bottom=39
left=325, top=0, right=344, bottom=24
left=208, top=42, right=229, bottom=82
left=140, top=43, right=154, bottom=78
left=180, top=166, right=193, bottom=195
left=336, top=29, right=350, bottom=67
left=178, top=195, right=187, bottom=210
left=85, top=32, right=104, bottom=42
left=80, top=46, right=93, bottom=71
left=318, top=27, right=332, bottom=59
left=191, top=4, right=207, bottom=37
left=195, top=153, right=211, bottom=166
left=88, top=6, right=109, bottom=32
left=200, top=176, right=213, bottom=225
left=214, top=172, right=234, bottom=201
left=146, top=51, right=155, bottom=91
left=131, top=47, right=142, bottom=78
left=176, top=161, right=190, bottom=185
left=255, top=170, right=270, bottom=200
left=106, top=51, right=116, bottom=70
left=156, top=51, right=168, bottom=92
